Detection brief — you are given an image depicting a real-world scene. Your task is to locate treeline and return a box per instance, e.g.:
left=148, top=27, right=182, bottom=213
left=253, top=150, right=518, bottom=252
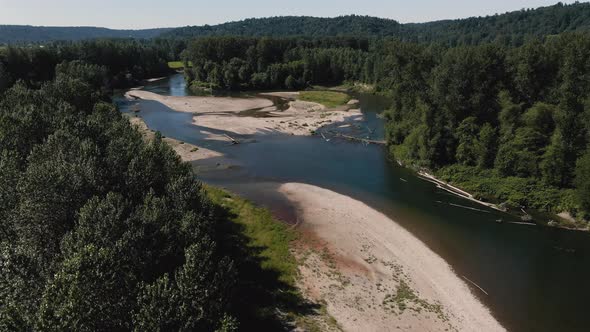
left=0, top=49, right=242, bottom=329
left=0, top=39, right=184, bottom=91
left=381, top=33, right=590, bottom=218
left=167, top=16, right=401, bottom=39
left=182, top=34, right=590, bottom=218
left=0, top=25, right=173, bottom=45
left=402, top=1, right=590, bottom=46
left=183, top=36, right=371, bottom=90
left=166, top=2, right=590, bottom=46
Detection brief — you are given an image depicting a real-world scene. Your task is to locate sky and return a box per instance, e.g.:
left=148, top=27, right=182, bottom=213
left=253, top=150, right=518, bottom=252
left=0, top=0, right=586, bottom=29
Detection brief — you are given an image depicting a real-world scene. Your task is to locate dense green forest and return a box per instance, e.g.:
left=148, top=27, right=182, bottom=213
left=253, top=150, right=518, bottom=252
left=0, top=26, right=172, bottom=44
left=181, top=33, right=590, bottom=220
left=182, top=37, right=369, bottom=90
left=166, top=2, right=590, bottom=46
left=0, top=39, right=188, bottom=90
left=380, top=34, right=590, bottom=219
left=0, top=40, right=309, bottom=330
left=0, top=38, right=237, bottom=330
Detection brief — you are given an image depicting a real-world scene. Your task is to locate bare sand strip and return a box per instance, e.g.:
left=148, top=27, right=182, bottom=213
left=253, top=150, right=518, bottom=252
left=125, top=90, right=363, bottom=137
left=125, top=90, right=274, bottom=114
left=128, top=116, right=234, bottom=172
left=278, top=183, right=505, bottom=332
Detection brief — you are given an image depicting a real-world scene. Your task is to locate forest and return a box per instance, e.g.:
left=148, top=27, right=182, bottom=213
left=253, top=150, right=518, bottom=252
left=0, top=39, right=237, bottom=330
left=0, top=26, right=172, bottom=45
left=0, top=39, right=188, bottom=91
left=181, top=33, right=590, bottom=219
left=165, top=2, right=590, bottom=46
left=1, top=2, right=590, bottom=330
left=0, top=39, right=309, bottom=331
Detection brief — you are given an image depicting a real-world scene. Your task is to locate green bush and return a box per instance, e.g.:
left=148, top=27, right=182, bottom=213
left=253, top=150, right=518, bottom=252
left=436, top=164, right=578, bottom=213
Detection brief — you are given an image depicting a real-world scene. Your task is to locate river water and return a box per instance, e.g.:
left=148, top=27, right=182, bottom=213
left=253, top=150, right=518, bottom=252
left=116, top=74, right=590, bottom=332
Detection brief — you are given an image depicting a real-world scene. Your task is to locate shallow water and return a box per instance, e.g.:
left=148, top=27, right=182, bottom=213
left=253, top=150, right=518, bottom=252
left=116, top=74, right=590, bottom=332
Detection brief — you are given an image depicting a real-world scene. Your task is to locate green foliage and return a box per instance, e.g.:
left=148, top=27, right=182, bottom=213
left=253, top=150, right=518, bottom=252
left=437, top=165, right=577, bottom=214
left=0, top=26, right=172, bottom=44
left=0, top=73, right=234, bottom=330
left=204, top=187, right=314, bottom=330
left=541, top=129, right=569, bottom=186
left=168, top=61, right=185, bottom=69
left=379, top=33, right=590, bottom=218
left=0, top=61, right=10, bottom=93
left=0, top=40, right=173, bottom=89
left=184, top=37, right=369, bottom=90
left=299, top=91, right=351, bottom=108
left=163, top=3, right=590, bottom=46
left=455, top=117, right=480, bottom=166
left=575, top=150, right=590, bottom=216
left=37, top=245, right=135, bottom=331
left=476, top=123, right=498, bottom=168
left=134, top=241, right=235, bottom=331
left=205, top=186, right=298, bottom=287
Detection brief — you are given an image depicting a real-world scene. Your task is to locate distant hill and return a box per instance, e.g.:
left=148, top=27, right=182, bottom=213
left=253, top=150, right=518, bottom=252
left=400, top=1, right=590, bottom=45
left=165, top=15, right=402, bottom=39
left=163, top=2, right=590, bottom=45
left=0, top=25, right=173, bottom=44
left=2, top=2, right=590, bottom=45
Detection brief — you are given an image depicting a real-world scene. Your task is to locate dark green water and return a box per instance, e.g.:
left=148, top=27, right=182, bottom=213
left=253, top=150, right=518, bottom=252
left=117, top=74, right=590, bottom=332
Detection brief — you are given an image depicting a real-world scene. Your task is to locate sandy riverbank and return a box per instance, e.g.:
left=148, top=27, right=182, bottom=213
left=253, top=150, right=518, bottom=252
left=278, top=183, right=505, bottom=332
left=125, top=90, right=362, bottom=137
left=128, top=116, right=236, bottom=171
left=126, top=90, right=274, bottom=114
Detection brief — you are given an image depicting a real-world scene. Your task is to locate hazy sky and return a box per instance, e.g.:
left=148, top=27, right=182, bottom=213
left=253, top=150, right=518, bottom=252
left=0, top=0, right=585, bottom=29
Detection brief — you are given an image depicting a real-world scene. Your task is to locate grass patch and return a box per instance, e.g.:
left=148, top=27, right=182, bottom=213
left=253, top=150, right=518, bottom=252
left=382, top=280, right=447, bottom=321
left=167, top=61, right=193, bottom=69
left=299, top=91, right=351, bottom=108
left=204, top=185, right=320, bottom=330
left=205, top=185, right=298, bottom=285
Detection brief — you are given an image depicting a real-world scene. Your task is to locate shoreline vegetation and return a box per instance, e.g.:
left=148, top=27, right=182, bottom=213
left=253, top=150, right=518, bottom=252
left=422, top=161, right=586, bottom=230
left=395, top=155, right=588, bottom=231
left=204, top=186, right=342, bottom=331
left=434, top=165, right=586, bottom=230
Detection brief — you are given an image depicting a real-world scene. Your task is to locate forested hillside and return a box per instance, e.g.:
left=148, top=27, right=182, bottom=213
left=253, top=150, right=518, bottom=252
left=166, top=2, right=590, bottom=46
left=3, top=2, right=589, bottom=46
left=166, top=16, right=401, bottom=39
left=0, top=26, right=172, bottom=44
left=181, top=33, right=590, bottom=221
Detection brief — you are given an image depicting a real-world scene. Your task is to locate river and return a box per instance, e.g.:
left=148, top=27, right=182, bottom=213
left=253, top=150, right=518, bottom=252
left=116, top=74, right=590, bottom=332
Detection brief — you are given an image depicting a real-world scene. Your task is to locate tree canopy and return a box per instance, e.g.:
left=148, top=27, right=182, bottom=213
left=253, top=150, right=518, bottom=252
left=165, top=2, right=590, bottom=46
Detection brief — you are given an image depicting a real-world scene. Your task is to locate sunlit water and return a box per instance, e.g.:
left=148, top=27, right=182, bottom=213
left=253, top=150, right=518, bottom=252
left=115, top=74, right=590, bottom=332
